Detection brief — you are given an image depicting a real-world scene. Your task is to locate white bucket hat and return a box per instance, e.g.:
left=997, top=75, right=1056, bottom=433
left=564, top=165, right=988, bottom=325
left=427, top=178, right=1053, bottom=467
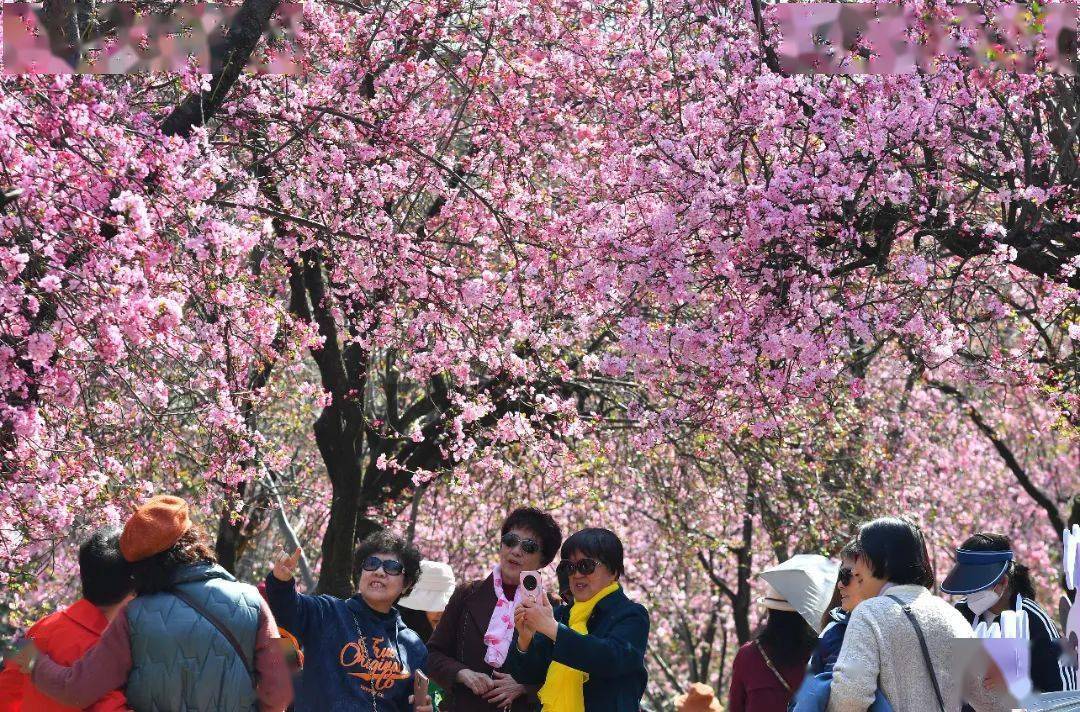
left=757, top=554, right=840, bottom=633
left=397, top=560, right=457, bottom=612
left=758, top=581, right=797, bottom=612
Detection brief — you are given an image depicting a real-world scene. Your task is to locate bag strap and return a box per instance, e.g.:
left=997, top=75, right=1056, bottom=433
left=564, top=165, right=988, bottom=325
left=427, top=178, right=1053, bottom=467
left=885, top=594, right=945, bottom=712
left=171, top=586, right=257, bottom=684
left=754, top=639, right=792, bottom=693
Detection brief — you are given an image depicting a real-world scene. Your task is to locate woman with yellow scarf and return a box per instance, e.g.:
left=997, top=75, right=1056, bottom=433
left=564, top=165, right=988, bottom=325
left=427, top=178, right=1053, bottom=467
left=505, top=528, right=650, bottom=712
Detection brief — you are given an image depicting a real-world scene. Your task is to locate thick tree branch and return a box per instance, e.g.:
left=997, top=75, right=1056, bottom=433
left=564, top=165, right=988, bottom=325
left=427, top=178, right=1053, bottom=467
left=930, top=381, right=1067, bottom=536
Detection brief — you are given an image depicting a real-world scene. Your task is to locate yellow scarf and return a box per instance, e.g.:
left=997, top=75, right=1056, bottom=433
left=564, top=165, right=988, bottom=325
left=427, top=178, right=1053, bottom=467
left=538, top=582, right=621, bottom=712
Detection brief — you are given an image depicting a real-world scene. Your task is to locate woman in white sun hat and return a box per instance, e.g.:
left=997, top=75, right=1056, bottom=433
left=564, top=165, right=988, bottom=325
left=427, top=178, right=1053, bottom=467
left=398, top=560, right=459, bottom=712
left=398, top=560, right=458, bottom=639
left=728, top=564, right=822, bottom=712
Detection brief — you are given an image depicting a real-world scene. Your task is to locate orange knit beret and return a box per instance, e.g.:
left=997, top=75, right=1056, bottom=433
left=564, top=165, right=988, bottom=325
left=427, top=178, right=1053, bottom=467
left=119, top=495, right=193, bottom=562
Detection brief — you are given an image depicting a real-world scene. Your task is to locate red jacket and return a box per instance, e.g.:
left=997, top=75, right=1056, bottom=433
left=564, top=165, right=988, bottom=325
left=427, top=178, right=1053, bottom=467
left=727, top=640, right=808, bottom=712
left=0, top=599, right=128, bottom=712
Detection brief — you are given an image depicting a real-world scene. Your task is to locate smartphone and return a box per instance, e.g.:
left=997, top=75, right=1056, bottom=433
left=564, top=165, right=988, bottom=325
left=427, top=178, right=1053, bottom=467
left=414, top=669, right=430, bottom=707
left=520, top=570, right=545, bottom=604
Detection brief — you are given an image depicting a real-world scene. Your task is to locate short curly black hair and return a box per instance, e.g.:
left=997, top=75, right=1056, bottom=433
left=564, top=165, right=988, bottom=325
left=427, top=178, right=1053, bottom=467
left=352, top=530, right=423, bottom=596
left=501, top=507, right=563, bottom=567
left=80, top=528, right=133, bottom=606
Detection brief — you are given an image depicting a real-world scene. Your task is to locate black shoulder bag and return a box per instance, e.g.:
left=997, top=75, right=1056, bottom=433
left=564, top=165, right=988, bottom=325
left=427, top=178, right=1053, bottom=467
left=886, top=594, right=947, bottom=712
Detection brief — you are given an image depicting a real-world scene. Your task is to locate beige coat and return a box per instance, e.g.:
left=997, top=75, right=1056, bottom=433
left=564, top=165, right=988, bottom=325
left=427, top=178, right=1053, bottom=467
left=828, top=584, right=1011, bottom=712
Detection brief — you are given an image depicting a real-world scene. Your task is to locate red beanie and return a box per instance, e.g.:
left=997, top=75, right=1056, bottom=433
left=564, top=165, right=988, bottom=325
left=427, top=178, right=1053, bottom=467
left=120, top=495, right=193, bottom=562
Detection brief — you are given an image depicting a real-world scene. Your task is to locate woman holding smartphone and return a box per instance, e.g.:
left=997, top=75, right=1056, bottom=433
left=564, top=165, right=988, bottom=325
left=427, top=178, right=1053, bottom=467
left=426, top=507, right=562, bottom=712
left=508, top=528, right=650, bottom=712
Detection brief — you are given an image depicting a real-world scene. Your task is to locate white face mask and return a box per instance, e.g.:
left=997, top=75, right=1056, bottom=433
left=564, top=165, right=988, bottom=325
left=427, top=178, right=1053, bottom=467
left=967, top=587, right=1003, bottom=616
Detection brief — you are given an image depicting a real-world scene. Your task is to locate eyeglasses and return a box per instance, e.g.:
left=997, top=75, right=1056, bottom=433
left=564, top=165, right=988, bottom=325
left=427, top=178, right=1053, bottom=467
left=838, top=567, right=854, bottom=586
left=557, top=558, right=600, bottom=576
left=501, top=532, right=540, bottom=555
left=361, top=556, right=404, bottom=576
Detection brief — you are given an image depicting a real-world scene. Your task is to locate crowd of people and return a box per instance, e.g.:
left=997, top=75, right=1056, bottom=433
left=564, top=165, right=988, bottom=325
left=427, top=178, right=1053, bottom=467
left=724, top=517, right=1076, bottom=712
left=1, top=496, right=651, bottom=711
left=1, top=499, right=1074, bottom=712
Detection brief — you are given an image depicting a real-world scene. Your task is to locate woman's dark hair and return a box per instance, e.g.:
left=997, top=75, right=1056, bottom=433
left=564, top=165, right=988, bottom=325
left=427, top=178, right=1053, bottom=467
left=560, top=527, right=624, bottom=578
left=501, top=507, right=563, bottom=567
left=820, top=581, right=844, bottom=631
left=839, top=537, right=862, bottom=562
left=556, top=565, right=573, bottom=605
left=757, top=609, right=818, bottom=668
left=79, top=528, right=133, bottom=606
left=857, top=517, right=935, bottom=588
left=352, top=530, right=423, bottom=596
left=397, top=606, right=434, bottom=641
left=960, top=532, right=1036, bottom=600
left=130, top=527, right=216, bottom=595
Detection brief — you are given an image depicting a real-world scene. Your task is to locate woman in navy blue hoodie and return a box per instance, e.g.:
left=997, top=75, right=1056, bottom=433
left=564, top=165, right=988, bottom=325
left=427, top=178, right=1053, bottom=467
left=789, top=541, right=889, bottom=712
left=266, top=531, right=432, bottom=712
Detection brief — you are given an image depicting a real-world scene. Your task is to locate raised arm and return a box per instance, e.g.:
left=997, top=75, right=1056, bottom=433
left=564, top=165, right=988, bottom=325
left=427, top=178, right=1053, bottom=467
left=264, top=547, right=328, bottom=645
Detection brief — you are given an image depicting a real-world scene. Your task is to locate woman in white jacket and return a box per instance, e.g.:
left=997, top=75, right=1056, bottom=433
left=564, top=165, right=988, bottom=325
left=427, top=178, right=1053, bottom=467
left=828, top=517, right=1007, bottom=712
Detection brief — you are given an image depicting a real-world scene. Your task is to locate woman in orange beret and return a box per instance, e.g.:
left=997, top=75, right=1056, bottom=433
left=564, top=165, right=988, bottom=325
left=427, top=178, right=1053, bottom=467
left=9, top=495, right=295, bottom=712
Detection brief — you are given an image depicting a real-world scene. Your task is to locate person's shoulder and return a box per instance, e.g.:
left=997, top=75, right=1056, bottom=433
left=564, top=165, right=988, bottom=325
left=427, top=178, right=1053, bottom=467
left=850, top=594, right=896, bottom=617
left=732, top=640, right=762, bottom=668
left=621, top=597, right=649, bottom=620
left=399, top=623, right=429, bottom=652
left=28, top=607, right=66, bottom=632
left=230, top=579, right=267, bottom=600
left=25, top=607, right=70, bottom=646
left=908, top=590, right=977, bottom=632
left=1021, top=596, right=1060, bottom=638
left=462, top=577, right=491, bottom=595
left=846, top=594, right=909, bottom=631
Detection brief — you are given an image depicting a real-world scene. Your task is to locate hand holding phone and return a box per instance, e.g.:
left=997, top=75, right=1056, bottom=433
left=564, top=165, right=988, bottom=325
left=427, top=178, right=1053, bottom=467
left=519, top=571, right=545, bottom=605
left=414, top=669, right=431, bottom=708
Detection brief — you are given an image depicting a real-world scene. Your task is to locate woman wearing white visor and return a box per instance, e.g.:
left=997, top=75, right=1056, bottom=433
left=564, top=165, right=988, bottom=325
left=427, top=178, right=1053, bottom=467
left=941, top=533, right=1076, bottom=694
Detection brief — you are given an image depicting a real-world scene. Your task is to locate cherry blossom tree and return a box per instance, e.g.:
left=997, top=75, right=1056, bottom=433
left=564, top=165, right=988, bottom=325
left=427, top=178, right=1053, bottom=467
left=2, top=0, right=1077, bottom=703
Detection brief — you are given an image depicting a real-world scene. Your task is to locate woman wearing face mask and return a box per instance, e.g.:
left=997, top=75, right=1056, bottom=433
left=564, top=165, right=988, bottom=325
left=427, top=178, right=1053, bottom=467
left=426, top=507, right=562, bottom=712
left=265, top=530, right=432, bottom=712
left=941, top=533, right=1076, bottom=694
left=509, top=527, right=650, bottom=712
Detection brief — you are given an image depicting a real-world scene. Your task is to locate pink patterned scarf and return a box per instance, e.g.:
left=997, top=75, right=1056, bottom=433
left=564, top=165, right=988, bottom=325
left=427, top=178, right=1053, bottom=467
left=483, top=565, right=524, bottom=668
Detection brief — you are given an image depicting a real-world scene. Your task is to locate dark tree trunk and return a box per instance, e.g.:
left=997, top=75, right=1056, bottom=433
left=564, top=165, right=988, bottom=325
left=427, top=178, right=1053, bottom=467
left=313, top=405, right=366, bottom=596
left=733, top=466, right=757, bottom=644
left=216, top=498, right=244, bottom=573
left=41, top=0, right=79, bottom=67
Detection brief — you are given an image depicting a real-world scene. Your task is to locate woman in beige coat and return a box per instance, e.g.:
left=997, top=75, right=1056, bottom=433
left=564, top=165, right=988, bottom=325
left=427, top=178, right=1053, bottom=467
left=828, top=517, right=1010, bottom=712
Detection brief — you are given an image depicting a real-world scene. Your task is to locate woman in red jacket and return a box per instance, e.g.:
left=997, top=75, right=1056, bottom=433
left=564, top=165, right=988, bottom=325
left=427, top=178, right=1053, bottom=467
left=0, top=529, right=132, bottom=712
left=728, top=582, right=818, bottom=712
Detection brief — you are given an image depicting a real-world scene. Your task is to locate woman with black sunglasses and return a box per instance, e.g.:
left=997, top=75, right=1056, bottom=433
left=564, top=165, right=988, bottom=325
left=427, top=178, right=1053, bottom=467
left=265, top=530, right=433, bottom=712
left=427, top=507, right=562, bottom=712
left=508, top=527, right=650, bottom=712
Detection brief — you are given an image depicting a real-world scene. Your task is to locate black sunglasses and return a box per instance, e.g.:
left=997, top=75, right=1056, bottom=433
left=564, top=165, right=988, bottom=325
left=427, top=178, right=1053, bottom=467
left=557, top=558, right=600, bottom=576
left=362, top=555, right=404, bottom=576
left=501, top=532, right=540, bottom=555
left=838, top=566, right=853, bottom=586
